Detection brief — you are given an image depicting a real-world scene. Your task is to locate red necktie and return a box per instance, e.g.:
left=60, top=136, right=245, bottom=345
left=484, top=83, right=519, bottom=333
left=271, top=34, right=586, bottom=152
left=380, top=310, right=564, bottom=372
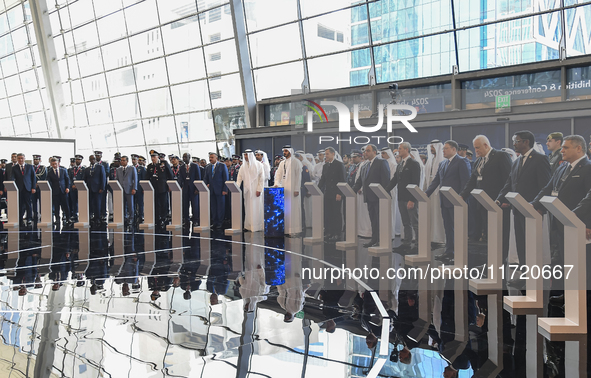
left=21, top=165, right=24, bottom=174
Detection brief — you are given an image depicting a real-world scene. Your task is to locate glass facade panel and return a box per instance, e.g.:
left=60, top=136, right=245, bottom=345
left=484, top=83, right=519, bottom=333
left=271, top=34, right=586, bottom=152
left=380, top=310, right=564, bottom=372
left=244, top=0, right=298, bottom=32
left=170, top=80, right=210, bottom=113
left=254, top=61, right=304, bottom=101
left=457, top=13, right=561, bottom=72
left=308, top=49, right=371, bottom=90
left=565, top=3, right=591, bottom=57
left=166, top=48, right=206, bottom=84
left=249, top=23, right=302, bottom=68
left=302, top=5, right=368, bottom=57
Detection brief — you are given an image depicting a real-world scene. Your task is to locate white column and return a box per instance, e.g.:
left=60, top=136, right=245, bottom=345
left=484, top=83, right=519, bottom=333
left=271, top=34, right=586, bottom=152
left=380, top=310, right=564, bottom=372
left=538, top=196, right=586, bottom=336
left=303, top=182, right=323, bottom=245
left=37, top=181, right=53, bottom=227
left=336, top=182, right=357, bottom=250
left=470, top=189, right=503, bottom=293
left=405, top=184, right=431, bottom=264
left=368, top=183, right=392, bottom=255
left=74, top=180, right=90, bottom=228
left=139, top=181, right=155, bottom=229
left=225, top=181, right=243, bottom=235
left=4, top=181, right=19, bottom=228
left=503, top=192, right=543, bottom=312
left=108, top=180, right=124, bottom=229
left=166, top=180, right=183, bottom=231
left=193, top=181, right=211, bottom=232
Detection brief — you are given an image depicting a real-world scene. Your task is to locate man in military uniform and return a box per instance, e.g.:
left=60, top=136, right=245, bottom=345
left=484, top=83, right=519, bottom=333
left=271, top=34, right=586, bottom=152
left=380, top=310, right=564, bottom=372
left=230, top=155, right=240, bottom=181
left=68, top=155, right=85, bottom=222
left=147, top=150, right=173, bottom=226
left=132, top=154, right=146, bottom=223
left=94, top=151, right=109, bottom=221
left=32, top=154, right=47, bottom=222
left=138, top=156, right=147, bottom=167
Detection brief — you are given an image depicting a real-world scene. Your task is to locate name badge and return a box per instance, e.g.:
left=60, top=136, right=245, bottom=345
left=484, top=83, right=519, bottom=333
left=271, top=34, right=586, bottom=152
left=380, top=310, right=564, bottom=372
left=186, top=177, right=190, bottom=180
left=477, top=176, right=483, bottom=181
left=153, top=174, right=158, bottom=178
left=551, top=190, right=559, bottom=197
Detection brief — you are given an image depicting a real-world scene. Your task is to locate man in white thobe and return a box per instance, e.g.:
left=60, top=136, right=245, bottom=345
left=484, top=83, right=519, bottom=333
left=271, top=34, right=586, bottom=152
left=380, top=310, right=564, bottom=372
left=423, top=139, right=445, bottom=244
left=274, top=146, right=303, bottom=236
left=236, top=149, right=265, bottom=232
left=255, top=149, right=271, bottom=187
left=312, top=149, right=325, bottom=184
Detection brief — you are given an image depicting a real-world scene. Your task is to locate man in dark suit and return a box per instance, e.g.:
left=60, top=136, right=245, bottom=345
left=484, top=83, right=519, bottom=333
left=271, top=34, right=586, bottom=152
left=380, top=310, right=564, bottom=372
left=496, top=130, right=551, bottom=267
left=116, top=156, right=138, bottom=225
left=546, top=132, right=563, bottom=175
left=318, top=146, right=346, bottom=240
left=460, top=135, right=512, bottom=251
left=203, top=152, right=229, bottom=229
left=4, top=153, right=17, bottom=181
left=180, top=152, right=201, bottom=225
left=85, top=155, right=106, bottom=223
left=47, top=157, right=71, bottom=227
left=132, top=154, right=146, bottom=223
left=533, top=135, right=591, bottom=262
left=68, top=155, right=85, bottom=222
left=385, top=142, right=421, bottom=246
left=146, top=150, right=174, bottom=226
left=425, top=140, right=471, bottom=261
left=95, top=151, right=109, bottom=221
left=11, top=153, right=37, bottom=226
left=352, top=144, right=390, bottom=248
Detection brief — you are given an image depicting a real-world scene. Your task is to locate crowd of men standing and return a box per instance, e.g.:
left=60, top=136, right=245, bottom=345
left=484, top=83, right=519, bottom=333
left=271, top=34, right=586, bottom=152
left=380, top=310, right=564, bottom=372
left=0, top=148, right=277, bottom=232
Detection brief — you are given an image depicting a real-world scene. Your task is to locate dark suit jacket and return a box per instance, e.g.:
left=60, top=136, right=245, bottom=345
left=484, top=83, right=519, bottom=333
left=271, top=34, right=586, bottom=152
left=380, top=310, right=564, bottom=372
left=85, top=164, right=106, bottom=193
left=179, top=162, right=202, bottom=192
left=425, top=155, right=471, bottom=207
left=497, top=149, right=551, bottom=204
left=533, top=158, right=591, bottom=211
left=11, top=163, right=36, bottom=192
left=47, top=166, right=70, bottom=194
left=318, top=159, right=346, bottom=199
left=5, top=163, right=14, bottom=181
left=352, top=158, right=390, bottom=203
left=385, top=157, right=421, bottom=203
left=460, top=149, right=512, bottom=200
left=204, top=162, right=229, bottom=195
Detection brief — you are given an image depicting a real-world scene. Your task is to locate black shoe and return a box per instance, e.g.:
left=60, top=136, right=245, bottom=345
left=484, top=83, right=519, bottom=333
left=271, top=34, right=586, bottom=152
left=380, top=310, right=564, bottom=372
left=363, top=240, right=378, bottom=248
left=506, top=277, right=525, bottom=289
left=549, top=294, right=564, bottom=306
left=435, top=252, right=454, bottom=261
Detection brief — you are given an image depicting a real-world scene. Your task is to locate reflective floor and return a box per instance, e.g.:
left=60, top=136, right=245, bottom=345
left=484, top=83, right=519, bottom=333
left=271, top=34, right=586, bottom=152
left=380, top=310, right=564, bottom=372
left=0, top=224, right=587, bottom=378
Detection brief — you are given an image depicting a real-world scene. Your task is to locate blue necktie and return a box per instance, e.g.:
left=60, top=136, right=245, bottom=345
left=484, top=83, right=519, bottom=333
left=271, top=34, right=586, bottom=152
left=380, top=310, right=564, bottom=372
left=212, top=163, right=215, bottom=176
left=442, top=160, right=450, bottom=176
